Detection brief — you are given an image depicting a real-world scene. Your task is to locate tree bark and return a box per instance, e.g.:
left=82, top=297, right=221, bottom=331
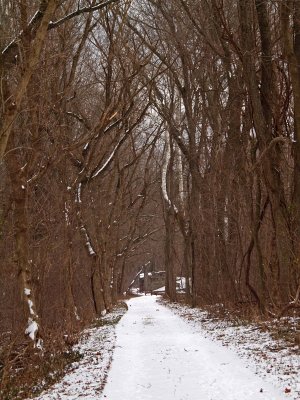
left=8, top=152, right=41, bottom=346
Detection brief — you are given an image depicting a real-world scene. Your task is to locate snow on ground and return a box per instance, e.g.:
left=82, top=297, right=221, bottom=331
left=30, top=305, right=126, bottom=400
left=30, top=296, right=299, bottom=400
left=101, top=295, right=294, bottom=400
left=162, top=298, right=300, bottom=400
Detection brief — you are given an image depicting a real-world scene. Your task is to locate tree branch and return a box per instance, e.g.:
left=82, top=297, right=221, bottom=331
left=48, top=0, right=120, bottom=30
left=1, top=0, right=120, bottom=67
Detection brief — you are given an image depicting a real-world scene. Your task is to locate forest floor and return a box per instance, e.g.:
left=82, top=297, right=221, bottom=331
left=27, top=304, right=127, bottom=400
left=31, top=295, right=299, bottom=400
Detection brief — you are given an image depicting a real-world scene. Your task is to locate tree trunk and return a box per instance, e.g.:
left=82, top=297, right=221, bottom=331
left=0, top=0, right=57, bottom=159
left=91, top=259, right=106, bottom=316
left=239, top=0, right=292, bottom=303
left=8, top=152, right=41, bottom=346
left=165, top=208, right=177, bottom=301
left=162, top=131, right=177, bottom=300
left=64, top=200, right=78, bottom=325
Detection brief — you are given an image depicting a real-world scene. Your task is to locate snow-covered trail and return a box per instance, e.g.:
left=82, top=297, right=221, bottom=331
left=101, top=295, right=288, bottom=400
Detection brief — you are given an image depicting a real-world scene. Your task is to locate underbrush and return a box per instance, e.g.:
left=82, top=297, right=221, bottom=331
left=0, top=331, right=82, bottom=400
left=0, top=302, right=128, bottom=400
left=161, top=295, right=300, bottom=349
left=201, top=303, right=300, bottom=349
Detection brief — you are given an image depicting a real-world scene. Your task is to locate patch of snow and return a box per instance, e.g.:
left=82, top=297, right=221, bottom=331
left=28, top=299, right=34, bottom=315
left=152, top=285, right=165, bottom=293
left=86, top=242, right=95, bottom=255
left=36, top=338, right=44, bottom=350
left=25, top=318, right=38, bottom=341
left=64, top=203, right=70, bottom=225
left=74, top=307, right=80, bottom=321
left=24, top=288, right=31, bottom=296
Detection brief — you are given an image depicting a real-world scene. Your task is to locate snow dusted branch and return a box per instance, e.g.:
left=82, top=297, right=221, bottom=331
left=80, top=225, right=96, bottom=256
left=91, top=134, right=127, bottom=178
left=132, top=228, right=161, bottom=244
left=48, top=0, right=120, bottom=30
left=128, top=268, right=143, bottom=289
left=89, top=102, right=150, bottom=179
left=76, top=182, right=82, bottom=203
left=116, top=228, right=161, bottom=259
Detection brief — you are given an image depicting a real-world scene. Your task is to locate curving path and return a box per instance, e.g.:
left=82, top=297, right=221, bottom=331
left=101, top=295, right=288, bottom=400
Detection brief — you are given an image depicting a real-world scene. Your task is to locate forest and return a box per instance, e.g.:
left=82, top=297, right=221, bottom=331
left=0, top=0, right=300, bottom=397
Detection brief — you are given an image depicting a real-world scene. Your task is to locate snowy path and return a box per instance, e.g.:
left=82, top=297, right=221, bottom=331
left=101, top=295, right=289, bottom=400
